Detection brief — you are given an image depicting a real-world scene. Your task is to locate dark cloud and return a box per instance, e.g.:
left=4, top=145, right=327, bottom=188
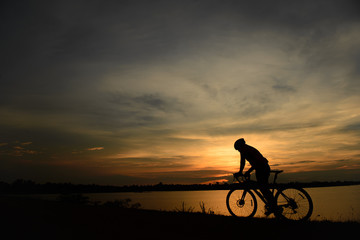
left=1, top=0, right=359, bottom=99
left=206, top=121, right=324, bottom=136
left=333, top=142, right=360, bottom=151
left=341, top=123, right=360, bottom=133
left=108, top=156, right=195, bottom=171
left=280, top=168, right=360, bottom=182
left=0, top=157, right=146, bottom=184
left=272, top=79, right=296, bottom=93
left=0, top=124, right=127, bottom=164
left=0, top=141, right=38, bottom=157
left=109, top=92, right=185, bottom=115
left=288, top=160, right=317, bottom=165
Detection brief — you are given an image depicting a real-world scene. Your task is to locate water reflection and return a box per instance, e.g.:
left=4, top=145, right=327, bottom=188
left=306, top=185, right=360, bottom=221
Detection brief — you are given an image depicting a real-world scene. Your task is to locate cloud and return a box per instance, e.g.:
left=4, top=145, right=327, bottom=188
left=87, top=147, right=104, bottom=151
left=0, top=141, right=38, bottom=157
left=105, top=155, right=197, bottom=173
left=341, top=122, right=360, bottom=134
left=272, top=80, right=296, bottom=93
left=280, top=168, right=360, bottom=182
left=105, top=91, right=187, bottom=128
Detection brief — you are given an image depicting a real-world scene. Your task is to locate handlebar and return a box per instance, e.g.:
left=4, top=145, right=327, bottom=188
left=233, top=173, right=250, bottom=183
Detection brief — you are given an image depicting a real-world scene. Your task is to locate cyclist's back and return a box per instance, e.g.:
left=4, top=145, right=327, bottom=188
left=238, top=144, right=268, bottom=170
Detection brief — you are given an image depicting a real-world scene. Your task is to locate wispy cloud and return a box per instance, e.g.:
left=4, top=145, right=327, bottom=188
left=87, top=147, right=104, bottom=151
left=0, top=141, right=38, bottom=157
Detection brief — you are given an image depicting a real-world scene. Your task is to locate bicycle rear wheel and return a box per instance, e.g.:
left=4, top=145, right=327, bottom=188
left=275, top=187, right=313, bottom=221
left=226, top=189, right=257, bottom=218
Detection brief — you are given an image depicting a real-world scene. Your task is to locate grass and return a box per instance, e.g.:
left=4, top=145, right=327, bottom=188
left=173, top=201, right=215, bottom=215
left=199, top=201, right=215, bottom=214
left=174, top=201, right=195, bottom=213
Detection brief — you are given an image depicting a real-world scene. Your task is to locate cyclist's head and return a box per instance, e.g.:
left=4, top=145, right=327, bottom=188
left=234, top=138, right=246, bottom=150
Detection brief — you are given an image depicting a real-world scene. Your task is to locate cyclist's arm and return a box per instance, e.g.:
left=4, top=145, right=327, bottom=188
left=239, top=154, right=245, bottom=174
left=245, top=167, right=254, bottom=176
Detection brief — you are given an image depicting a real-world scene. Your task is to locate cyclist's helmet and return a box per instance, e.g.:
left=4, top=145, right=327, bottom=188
left=234, top=138, right=246, bottom=150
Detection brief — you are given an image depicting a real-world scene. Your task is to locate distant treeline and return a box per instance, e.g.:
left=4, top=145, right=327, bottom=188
left=0, top=179, right=360, bottom=194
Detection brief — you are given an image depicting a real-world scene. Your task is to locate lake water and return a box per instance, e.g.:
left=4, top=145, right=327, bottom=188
left=22, top=185, right=360, bottom=222
left=84, top=185, right=360, bottom=222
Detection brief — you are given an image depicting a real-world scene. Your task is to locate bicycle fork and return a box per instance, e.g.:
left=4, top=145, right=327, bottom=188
left=240, top=190, right=254, bottom=207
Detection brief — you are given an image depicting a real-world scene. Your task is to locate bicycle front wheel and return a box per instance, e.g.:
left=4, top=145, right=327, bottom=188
left=275, top=187, right=313, bottom=221
left=226, top=189, right=257, bottom=218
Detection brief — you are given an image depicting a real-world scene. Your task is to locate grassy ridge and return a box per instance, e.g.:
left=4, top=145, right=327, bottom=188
left=1, top=195, right=358, bottom=240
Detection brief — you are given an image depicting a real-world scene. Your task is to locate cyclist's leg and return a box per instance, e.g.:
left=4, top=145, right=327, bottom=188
left=255, top=165, right=276, bottom=209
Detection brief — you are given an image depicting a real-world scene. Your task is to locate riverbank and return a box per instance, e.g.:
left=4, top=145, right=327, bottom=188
left=1, top=195, right=358, bottom=240
left=2, top=179, right=360, bottom=193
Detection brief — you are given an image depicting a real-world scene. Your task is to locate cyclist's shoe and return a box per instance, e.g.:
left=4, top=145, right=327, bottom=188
left=264, top=205, right=272, bottom=216
left=264, top=205, right=283, bottom=217
left=274, top=206, right=283, bottom=217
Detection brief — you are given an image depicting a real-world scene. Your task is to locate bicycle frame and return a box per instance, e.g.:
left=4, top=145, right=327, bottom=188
left=235, top=170, right=283, bottom=206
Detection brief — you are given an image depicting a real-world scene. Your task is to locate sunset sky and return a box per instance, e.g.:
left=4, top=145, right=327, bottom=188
left=1, top=0, right=360, bottom=185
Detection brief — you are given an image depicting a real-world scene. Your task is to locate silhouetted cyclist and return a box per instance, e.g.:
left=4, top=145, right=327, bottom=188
left=234, top=138, right=278, bottom=215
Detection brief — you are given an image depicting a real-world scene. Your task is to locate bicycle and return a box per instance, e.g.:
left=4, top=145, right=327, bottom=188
left=226, top=170, right=313, bottom=221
